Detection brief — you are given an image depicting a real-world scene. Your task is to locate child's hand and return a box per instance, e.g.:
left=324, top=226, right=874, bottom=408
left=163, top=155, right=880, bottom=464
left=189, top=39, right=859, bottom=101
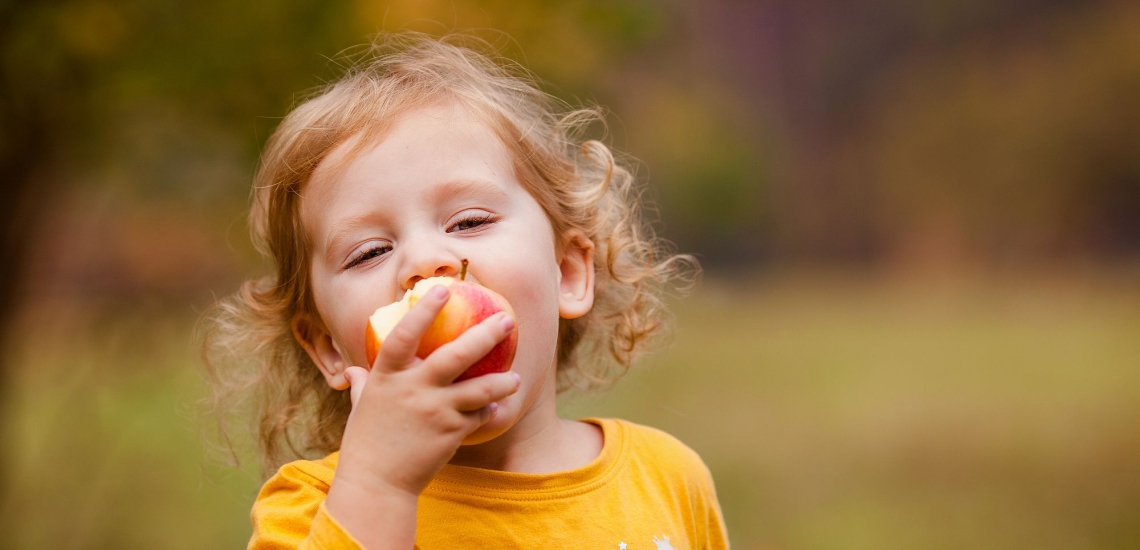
left=332, top=284, right=521, bottom=499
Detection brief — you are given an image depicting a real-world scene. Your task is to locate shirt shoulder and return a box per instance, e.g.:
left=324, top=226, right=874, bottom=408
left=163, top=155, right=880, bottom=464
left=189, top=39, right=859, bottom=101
left=271, top=451, right=340, bottom=490
left=589, top=418, right=722, bottom=511
left=248, top=451, right=362, bottom=549
left=604, top=418, right=711, bottom=476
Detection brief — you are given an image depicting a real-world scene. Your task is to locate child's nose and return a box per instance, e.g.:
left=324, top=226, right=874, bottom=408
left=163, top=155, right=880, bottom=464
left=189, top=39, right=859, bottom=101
left=398, top=248, right=462, bottom=291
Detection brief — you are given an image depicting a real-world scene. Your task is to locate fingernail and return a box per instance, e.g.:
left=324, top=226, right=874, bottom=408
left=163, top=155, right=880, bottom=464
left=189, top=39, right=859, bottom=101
left=488, top=402, right=499, bottom=415
left=499, top=313, right=515, bottom=332
left=511, top=372, right=521, bottom=386
left=431, top=285, right=448, bottom=299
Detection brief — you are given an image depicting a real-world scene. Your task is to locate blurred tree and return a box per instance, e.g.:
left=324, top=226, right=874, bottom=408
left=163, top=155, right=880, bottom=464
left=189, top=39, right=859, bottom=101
left=0, top=0, right=371, bottom=509
left=861, top=0, right=1140, bottom=267
left=0, top=0, right=106, bottom=500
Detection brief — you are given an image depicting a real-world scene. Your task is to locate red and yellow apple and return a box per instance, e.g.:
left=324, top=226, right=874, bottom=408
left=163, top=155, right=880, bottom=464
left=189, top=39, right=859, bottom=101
left=365, top=266, right=517, bottom=382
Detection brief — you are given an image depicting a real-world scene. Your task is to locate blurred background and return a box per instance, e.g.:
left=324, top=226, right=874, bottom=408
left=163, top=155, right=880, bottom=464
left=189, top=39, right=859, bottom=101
left=2, top=0, right=1138, bottom=548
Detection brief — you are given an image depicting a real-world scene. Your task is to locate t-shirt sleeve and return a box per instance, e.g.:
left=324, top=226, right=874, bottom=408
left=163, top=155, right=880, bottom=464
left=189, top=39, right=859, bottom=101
left=247, top=462, right=364, bottom=550
left=698, top=461, right=730, bottom=550
left=627, top=420, right=731, bottom=549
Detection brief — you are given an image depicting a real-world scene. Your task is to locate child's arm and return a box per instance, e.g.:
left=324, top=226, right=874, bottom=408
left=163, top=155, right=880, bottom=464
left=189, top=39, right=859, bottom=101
left=324, top=285, right=521, bottom=549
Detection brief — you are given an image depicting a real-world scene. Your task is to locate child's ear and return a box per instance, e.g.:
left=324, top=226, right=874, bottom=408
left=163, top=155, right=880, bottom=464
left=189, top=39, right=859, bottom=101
left=558, top=231, right=595, bottom=319
left=292, top=314, right=350, bottom=390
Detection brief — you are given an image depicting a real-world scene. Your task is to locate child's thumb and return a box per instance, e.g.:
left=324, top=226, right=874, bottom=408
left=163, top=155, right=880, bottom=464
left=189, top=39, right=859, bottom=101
left=344, top=366, right=369, bottom=409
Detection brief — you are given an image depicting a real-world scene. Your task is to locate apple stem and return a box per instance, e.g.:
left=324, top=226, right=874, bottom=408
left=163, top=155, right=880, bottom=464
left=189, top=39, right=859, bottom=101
left=460, top=259, right=468, bottom=281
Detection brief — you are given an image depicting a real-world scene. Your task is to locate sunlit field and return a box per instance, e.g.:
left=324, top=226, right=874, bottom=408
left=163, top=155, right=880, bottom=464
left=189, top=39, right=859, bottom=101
left=2, top=270, right=1138, bottom=549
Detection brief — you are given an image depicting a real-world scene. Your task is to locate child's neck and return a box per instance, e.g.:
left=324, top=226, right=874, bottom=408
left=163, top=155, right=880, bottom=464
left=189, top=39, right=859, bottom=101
left=448, top=387, right=602, bottom=475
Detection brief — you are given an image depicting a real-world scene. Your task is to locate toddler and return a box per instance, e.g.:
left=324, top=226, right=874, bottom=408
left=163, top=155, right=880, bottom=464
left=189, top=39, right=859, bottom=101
left=206, top=33, right=727, bottom=549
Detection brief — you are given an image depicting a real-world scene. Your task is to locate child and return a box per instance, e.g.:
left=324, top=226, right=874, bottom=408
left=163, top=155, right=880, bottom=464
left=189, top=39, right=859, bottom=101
left=205, top=33, right=727, bottom=549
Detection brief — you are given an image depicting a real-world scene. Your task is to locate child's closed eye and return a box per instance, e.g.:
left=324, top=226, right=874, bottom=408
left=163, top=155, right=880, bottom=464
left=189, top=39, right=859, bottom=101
left=345, top=243, right=392, bottom=270
left=448, top=212, right=499, bottom=233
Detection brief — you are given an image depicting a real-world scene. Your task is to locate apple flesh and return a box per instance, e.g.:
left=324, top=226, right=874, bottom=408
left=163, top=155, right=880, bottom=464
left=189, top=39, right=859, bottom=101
left=365, top=276, right=517, bottom=382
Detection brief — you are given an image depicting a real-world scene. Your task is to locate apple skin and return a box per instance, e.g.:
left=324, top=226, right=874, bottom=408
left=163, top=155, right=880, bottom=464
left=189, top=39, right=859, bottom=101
left=365, top=277, right=518, bottom=382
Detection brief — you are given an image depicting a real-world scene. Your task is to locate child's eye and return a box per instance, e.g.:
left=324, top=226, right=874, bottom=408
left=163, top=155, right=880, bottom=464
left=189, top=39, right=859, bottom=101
left=345, top=244, right=392, bottom=270
left=448, top=213, right=498, bottom=233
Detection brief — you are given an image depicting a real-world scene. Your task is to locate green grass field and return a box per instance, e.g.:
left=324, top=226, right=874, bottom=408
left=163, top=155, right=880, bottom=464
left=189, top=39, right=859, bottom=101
left=3, top=271, right=1138, bottom=549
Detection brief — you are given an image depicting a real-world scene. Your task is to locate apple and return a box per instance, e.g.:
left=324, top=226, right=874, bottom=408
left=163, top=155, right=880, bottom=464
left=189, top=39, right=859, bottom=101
left=365, top=260, right=518, bottom=382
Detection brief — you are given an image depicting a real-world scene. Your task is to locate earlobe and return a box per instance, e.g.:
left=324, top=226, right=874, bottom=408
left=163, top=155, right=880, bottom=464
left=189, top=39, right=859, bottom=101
left=558, top=232, right=596, bottom=319
left=292, top=315, right=350, bottom=390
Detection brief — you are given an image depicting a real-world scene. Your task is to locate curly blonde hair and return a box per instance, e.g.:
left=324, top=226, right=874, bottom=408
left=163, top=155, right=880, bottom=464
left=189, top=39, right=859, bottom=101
left=200, top=33, right=698, bottom=476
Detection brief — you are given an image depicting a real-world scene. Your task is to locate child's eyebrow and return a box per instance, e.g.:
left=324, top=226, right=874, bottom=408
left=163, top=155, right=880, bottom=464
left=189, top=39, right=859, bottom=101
left=429, top=178, right=510, bottom=205
left=324, top=213, right=379, bottom=263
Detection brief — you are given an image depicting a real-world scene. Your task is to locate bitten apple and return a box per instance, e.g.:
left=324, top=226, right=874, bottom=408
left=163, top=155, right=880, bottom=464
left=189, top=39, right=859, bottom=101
left=365, top=261, right=518, bottom=382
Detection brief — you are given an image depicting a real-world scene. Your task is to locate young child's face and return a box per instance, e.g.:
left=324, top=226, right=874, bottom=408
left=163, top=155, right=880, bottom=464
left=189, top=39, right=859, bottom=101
left=296, top=100, right=592, bottom=443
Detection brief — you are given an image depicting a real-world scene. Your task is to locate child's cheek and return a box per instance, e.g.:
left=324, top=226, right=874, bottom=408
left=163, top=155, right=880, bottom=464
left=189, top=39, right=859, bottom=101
left=517, top=295, right=562, bottom=372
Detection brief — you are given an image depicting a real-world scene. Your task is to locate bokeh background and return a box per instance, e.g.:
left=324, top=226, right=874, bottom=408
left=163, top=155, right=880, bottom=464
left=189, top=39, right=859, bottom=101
left=2, top=0, right=1138, bottom=548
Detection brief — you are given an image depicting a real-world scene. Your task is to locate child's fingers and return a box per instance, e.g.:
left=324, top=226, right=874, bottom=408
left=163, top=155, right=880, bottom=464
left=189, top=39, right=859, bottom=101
left=374, top=285, right=450, bottom=373
left=344, top=366, right=369, bottom=409
left=456, top=400, right=502, bottom=434
left=421, top=312, right=513, bottom=385
left=450, top=371, right=521, bottom=412
left=468, top=402, right=499, bottom=428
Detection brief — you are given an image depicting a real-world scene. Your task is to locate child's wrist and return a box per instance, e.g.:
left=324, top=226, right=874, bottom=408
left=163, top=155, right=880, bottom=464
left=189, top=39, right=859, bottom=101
left=334, top=456, right=424, bottom=501
left=326, top=474, right=419, bottom=549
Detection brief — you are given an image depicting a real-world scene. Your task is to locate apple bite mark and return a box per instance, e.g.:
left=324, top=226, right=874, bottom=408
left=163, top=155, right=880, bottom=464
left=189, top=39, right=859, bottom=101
left=364, top=292, right=411, bottom=367
left=364, top=260, right=519, bottom=382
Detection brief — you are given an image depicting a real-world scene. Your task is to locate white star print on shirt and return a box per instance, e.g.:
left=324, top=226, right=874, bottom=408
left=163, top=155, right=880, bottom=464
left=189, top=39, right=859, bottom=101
left=653, top=534, right=676, bottom=550
left=618, top=543, right=627, bottom=550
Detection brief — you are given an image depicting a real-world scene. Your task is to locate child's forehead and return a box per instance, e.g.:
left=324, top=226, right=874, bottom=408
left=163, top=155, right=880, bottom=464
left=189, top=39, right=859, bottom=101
left=308, top=101, right=511, bottom=194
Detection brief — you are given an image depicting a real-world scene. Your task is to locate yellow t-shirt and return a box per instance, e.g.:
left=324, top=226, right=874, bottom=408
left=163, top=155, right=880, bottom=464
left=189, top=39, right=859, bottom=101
left=248, top=417, right=729, bottom=549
